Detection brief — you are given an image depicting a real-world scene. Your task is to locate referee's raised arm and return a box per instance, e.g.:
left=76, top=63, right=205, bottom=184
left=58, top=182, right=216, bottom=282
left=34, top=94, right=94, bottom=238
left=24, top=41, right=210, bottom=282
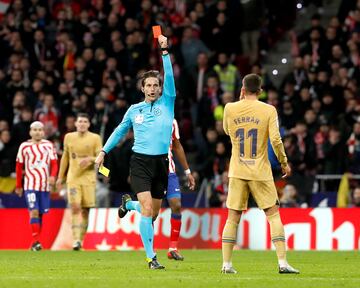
left=158, top=35, right=176, bottom=98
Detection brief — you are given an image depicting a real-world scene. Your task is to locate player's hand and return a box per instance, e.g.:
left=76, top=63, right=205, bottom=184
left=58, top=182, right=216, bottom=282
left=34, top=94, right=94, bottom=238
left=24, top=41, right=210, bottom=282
left=56, top=178, right=63, bottom=191
left=49, top=176, right=56, bottom=186
left=49, top=176, right=56, bottom=192
left=187, top=173, right=196, bottom=190
left=240, top=87, right=245, bottom=100
left=158, top=35, right=168, bottom=49
left=79, top=156, right=93, bottom=169
left=281, top=164, right=292, bottom=178
left=15, top=187, right=23, bottom=197
left=95, top=151, right=105, bottom=170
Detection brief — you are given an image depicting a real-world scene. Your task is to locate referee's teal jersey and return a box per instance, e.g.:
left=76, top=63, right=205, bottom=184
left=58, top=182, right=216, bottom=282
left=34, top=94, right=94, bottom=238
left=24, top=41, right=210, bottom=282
left=102, top=54, right=176, bottom=155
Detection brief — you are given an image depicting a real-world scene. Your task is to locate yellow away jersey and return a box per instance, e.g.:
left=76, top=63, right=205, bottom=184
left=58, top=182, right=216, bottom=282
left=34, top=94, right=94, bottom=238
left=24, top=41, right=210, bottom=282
left=58, top=131, right=102, bottom=184
left=223, top=99, right=287, bottom=181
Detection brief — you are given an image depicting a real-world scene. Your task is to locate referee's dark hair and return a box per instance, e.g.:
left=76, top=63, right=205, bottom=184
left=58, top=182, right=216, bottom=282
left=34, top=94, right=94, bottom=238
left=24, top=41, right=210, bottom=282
left=76, top=112, right=91, bottom=121
left=140, top=70, right=162, bottom=87
left=243, top=74, right=262, bottom=94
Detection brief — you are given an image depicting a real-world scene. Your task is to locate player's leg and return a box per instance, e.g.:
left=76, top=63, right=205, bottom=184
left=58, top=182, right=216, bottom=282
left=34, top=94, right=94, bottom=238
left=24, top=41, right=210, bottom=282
left=118, top=194, right=140, bottom=218
left=143, top=195, right=165, bottom=269
left=250, top=181, right=299, bottom=274
left=140, top=155, right=169, bottom=269
left=29, top=209, right=42, bottom=251
left=264, top=205, right=299, bottom=274
left=151, top=197, right=162, bottom=220
left=24, top=190, right=42, bottom=251
left=222, top=209, right=241, bottom=273
left=79, top=185, right=96, bottom=249
left=221, top=178, right=249, bottom=274
left=80, top=208, right=90, bottom=242
left=67, top=185, right=82, bottom=250
left=36, top=191, right=50, bottom=249
left=136, top=191, right=158, bottom=262
left=166, top=173, right=184, bottom=260
left=129, top=153, right=165, bottom=269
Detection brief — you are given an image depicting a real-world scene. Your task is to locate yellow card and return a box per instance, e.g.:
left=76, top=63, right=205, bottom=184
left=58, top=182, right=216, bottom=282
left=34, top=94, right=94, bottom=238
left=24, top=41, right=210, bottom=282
left=99, top=165, right=110, bottom=177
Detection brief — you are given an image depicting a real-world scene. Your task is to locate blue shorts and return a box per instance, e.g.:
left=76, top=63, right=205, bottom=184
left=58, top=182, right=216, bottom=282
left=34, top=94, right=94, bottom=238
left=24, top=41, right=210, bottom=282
left=24, top=190, right=50, bottom=214
left=167, top=173, right=181, bottom=200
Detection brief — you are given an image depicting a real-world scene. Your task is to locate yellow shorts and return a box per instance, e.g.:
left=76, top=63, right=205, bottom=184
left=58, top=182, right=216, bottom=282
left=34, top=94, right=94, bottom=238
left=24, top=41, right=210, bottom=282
left=67, top=184, right=96, bottom=208
left=226, top=178, right=279, bottom=211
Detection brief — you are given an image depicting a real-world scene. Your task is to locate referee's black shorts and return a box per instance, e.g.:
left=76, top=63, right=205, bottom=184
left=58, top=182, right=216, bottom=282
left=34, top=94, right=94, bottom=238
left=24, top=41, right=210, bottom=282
left=130, top=152, right=169, bottom=199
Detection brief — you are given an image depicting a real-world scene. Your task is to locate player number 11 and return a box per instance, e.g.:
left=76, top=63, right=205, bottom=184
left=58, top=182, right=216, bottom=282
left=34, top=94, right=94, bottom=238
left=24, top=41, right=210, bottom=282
left=236, top=128, right=258, bottom=158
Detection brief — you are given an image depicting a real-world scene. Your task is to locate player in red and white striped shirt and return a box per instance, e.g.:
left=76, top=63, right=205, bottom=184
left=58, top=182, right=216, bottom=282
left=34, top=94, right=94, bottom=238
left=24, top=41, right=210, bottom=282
left=166, top=119, right=195, bottom=260
left=15, top=121, right=58, bottom=251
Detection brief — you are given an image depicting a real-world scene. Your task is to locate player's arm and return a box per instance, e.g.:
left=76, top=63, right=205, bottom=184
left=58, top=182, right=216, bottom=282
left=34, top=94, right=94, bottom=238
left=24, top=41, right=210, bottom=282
left=223, top=104, right=229, bottom=135
left=159, top=35, right=176, bottom=98
left=79, top=135, right=103, bottom=168
left=172, top=138, right=195, bottom=190
left=93, top=134, right=103, bottom=159
left=15, top=144, right=25, bottom=197
left=95, top=107, right=132, bottom=168
left=49, top=143, right=58, bottom=187
left=268, top=107, right=291, bottom=178
left=57, top=134, right=70, bottom=185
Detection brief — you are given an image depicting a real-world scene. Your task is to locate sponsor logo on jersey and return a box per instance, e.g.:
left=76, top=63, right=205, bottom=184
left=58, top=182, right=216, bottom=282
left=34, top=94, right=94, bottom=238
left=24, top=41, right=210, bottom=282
left=153, top=108, right=162, bottom=116
left=135, top=114, right=144, bottom=124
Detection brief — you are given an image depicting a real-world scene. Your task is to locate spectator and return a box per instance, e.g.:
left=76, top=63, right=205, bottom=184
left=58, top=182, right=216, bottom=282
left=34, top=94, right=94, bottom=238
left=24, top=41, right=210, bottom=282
left=347, top=122, right=360, bottom=173
left=180, top=26, right=210, bottom=70
left=282, top=57, right=308, bottom=92
left=0, top=130, right=17, bottom=177
left=197, top=75, right=222, bottom=135
left=185, top=52, right=212, bottom=102
left=314, top=117, right=330, bottom=172
left=34, top=93, right=59, bottom=138
left=213, top=52, right=241, bottom=97
left=209, top=171, right=229, bottom=208
left=280, top=184, right=300, bottom=208
left=323, top=128, right=348, bottom=190
left=239, top=0, right=265, bottom=64
left=11, top=106, right=33, bottom=147
left=350, top=186, right=360, bottom=207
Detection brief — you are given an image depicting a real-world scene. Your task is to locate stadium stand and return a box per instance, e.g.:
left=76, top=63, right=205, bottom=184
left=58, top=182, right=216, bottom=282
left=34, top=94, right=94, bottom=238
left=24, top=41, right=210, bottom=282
left=0, top=0, right=359, bottom=208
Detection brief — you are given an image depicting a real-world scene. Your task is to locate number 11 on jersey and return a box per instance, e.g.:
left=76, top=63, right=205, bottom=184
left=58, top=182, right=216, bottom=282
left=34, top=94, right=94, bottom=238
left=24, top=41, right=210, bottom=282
left=236, top=128, right=258, bottom=158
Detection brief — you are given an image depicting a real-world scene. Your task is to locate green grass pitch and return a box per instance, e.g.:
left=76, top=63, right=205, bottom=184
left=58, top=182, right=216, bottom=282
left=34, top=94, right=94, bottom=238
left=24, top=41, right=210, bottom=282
left=0, top=250, right=358, bottom=288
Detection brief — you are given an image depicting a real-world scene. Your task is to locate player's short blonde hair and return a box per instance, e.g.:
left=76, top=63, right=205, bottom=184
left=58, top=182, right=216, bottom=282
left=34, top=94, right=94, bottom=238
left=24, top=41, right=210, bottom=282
left=30, top=121, right=44, bottom=129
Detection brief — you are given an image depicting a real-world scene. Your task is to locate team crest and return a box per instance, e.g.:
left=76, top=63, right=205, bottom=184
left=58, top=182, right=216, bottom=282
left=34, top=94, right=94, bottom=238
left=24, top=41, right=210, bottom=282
left=135, top=114, right=144, bottom=124
left=71, top=153, right=76, bottom=159
left=153, top=108, right=161, bottom=116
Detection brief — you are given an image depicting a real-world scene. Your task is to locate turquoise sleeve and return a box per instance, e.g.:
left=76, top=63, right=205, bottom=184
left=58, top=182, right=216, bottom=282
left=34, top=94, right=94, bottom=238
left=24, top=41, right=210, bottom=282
left=162, top=54, right=176, bottom=98
left=102, top=107, right=132, bottom=153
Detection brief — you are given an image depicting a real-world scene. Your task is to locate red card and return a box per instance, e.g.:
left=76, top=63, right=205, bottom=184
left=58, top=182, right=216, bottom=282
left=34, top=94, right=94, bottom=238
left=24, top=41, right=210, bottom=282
left=152, top=25, right=162, bottom=38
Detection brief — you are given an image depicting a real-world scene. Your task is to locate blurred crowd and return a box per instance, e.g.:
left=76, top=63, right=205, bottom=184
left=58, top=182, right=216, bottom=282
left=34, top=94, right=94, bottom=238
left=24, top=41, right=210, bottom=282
left=0, top=0, right=359, bottom=208
left=210, top=0, right=360, bottom=208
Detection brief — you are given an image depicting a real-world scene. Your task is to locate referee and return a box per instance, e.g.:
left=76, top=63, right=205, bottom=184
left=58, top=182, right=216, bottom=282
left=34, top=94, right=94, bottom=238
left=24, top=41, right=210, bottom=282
left=95, top=35, right=174, bottom=269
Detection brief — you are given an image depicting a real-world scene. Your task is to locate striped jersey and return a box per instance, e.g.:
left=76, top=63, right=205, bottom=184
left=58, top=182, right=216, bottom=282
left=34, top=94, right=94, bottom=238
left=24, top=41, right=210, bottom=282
left=16, top=140, right=58, bottom=191
left=168, top=119, right=180, bottom=173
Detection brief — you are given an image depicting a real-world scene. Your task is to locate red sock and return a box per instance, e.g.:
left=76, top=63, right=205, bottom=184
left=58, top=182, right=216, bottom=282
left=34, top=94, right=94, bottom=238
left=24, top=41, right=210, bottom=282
left=170, top=215, right=182, bottom=250
left=31, top=222, right=40, bottom=243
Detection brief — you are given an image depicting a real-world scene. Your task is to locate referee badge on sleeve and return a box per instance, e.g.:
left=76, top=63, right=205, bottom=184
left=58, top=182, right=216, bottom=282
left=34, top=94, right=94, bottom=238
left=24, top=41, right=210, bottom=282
left=135, top=114, right=144, bottom=124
